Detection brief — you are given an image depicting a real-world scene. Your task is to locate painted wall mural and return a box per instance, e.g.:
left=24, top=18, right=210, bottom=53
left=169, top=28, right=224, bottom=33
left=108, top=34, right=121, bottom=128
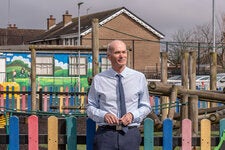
left=0, top=52, right=102, bottom=92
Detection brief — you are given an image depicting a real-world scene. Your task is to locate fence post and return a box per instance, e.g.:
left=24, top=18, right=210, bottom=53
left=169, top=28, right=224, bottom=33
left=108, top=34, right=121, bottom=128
left=9, top=116, right=19, bottom=150
left=163, top=118, right=173, bottom=150
left=86, top=118, right=96, bottom=150
left=144, top=118, right=154, bottom=150
left=66, top=116, right=77, bottom=150
left=28, top=115, right=38, bottom=150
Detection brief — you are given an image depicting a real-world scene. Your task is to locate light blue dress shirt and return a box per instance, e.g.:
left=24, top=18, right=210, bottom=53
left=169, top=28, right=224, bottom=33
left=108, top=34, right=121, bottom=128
left=86, top=67, right=151, bottom=126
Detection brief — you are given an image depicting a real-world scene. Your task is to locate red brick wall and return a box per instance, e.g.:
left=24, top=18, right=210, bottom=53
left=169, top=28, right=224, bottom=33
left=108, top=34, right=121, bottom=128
left=82, top=14, right=161, bottom=71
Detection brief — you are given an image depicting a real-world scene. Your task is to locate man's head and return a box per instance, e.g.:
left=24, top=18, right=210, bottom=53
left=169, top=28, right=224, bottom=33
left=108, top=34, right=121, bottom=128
left=107, top=40, right=127, bottom=72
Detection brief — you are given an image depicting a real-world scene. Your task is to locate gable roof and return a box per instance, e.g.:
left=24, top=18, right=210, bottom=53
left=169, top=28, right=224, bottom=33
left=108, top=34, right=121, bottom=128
left=31, top=7, right=164, bottom=43
left=0, top=27, right=45, bottom=45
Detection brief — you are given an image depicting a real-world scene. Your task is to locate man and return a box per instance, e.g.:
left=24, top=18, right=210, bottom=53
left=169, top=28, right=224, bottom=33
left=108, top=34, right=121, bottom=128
left=86, top=40, right=151, bottom=150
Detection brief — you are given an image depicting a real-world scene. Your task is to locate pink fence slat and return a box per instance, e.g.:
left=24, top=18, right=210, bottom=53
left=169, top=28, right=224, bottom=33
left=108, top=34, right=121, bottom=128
left=64, top=87, right=69, bottom=114
left=182, top=119, right=192, bottom=150
left=22, top=86, right=26, bottom=111
left=28, top=115, right=38, bottom=150
left=43, top=87, right=48, bottom=112
left=0, top=86, right=4, bottom=111
left=149, top=96, right=155, bottom=106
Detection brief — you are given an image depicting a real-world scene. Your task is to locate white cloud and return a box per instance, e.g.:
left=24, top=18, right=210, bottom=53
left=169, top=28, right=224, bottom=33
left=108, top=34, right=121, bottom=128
left=55, top=59, right=68, bottom=69
left=11, top=56, right=31, bottom=67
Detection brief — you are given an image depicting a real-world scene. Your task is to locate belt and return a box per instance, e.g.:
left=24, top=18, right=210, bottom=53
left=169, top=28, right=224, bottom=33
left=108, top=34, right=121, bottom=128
left=99, top=125, right=137, bottom=131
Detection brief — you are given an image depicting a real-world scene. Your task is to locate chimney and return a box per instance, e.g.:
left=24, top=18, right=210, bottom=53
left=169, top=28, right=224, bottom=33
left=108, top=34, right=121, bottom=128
left=7, top=24, right=18, bottom=29
left=47, top=15, right=56, bottom=30
left=63, top=10, right=72, bottom=26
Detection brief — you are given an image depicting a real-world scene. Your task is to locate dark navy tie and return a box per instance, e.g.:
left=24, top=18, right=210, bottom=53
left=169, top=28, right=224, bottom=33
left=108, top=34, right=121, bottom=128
left=117, top=74, right=128, bottom=133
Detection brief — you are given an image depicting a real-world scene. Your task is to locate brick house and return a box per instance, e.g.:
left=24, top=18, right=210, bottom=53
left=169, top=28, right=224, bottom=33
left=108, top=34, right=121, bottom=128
left=30, top=7, right=164, bottom=75
left=0, top=24, right=44, bottom=45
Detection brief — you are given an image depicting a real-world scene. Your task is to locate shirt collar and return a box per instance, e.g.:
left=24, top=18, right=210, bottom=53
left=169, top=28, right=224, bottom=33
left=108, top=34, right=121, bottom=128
left=110, top=67, right=129, bottom=78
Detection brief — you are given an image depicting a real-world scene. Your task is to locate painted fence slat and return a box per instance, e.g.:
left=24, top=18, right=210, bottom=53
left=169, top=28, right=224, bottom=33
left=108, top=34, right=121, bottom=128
left=11, top=86, right=15, bottom=110
left=66, top=116, right=77, bottom=150
left=86, top=118, right=96, bottom=150
left=21, top=86, right=26, bottom=111
left=59, top=87, right=63, bottom=113
left=9, top=116, right=19, bottom=150
left=28, top=115, right=38, bottom=150
left=220, top=118, right=225, bottom=139
left=27, top=87, right=31, bottom=111
left=163, top=118, right=173, bottom=150
left=64, top=87, right=69, bottom=114
left=80, top=87, right=85, bottom=114
left=48, top=116, right=58, bottom=150
left=154, top=96, right=159, bottom=115
left=0, top=85, right=4, bottom=111
left=43, top=87, right=48, bottom=112
left=49, top=87, right=53, bottom=112
left=216, top=118, right=225, bottom=149
left=144, top=118, right=154, bottom=150
left=6, top=86, right=9, bottom=109
left=201, top=119, right=211, bottom=150
left=70, top=86, right=74, bottom=113
left=182, top=119, right=192, bottom=150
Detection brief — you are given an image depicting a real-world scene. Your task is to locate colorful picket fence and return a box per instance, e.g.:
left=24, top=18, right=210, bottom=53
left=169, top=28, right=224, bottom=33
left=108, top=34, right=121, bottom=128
left=2, top=116, right=225, bottom=149
left=0, top=85, right=87, bottom=114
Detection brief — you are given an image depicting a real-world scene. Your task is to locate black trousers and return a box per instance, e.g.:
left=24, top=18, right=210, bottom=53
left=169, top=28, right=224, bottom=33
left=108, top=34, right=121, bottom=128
left=93, top=126, right=141, bottom=150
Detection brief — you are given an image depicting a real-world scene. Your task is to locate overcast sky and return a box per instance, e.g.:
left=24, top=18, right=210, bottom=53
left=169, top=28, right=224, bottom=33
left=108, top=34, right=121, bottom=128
left=0, top=0, right=225, bottom=41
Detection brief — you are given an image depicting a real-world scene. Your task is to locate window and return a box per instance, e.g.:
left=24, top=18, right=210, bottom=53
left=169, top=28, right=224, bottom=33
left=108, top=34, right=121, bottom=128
left=0, top=57, right=6, bottom=82
left=36, top=56, right=53, bottom=75
left=101, top=57, right=111, bottom=72
left=69, top=56, right=87, bottom=75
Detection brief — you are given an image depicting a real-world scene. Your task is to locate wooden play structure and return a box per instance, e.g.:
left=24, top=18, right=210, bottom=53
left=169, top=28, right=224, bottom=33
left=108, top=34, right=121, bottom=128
left=0, top=18, right=225, bottom=149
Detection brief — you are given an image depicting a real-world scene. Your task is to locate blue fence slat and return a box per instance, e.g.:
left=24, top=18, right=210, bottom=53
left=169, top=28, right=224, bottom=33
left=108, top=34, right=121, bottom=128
left=86, top=118, right=96, bottom=150
left=6, top=86, right=9, bottom=109
left=154, top=96, right=159, bottom=115
left=49, top=87, right=53, bottom=112
left=27, top=87, right=31, bottom=111
left=12, top=86, right=15, bottom=109
left=163, top=118, right=173, bottom=150
left=70, top=86, right=74, bottom=113
left=220, top=118, right=225, bottom=139
left=66, top=116, right=77, bottom=150
left=144, top=118, right=154, bottom=150
left=9, top=116, right=19, bottom=150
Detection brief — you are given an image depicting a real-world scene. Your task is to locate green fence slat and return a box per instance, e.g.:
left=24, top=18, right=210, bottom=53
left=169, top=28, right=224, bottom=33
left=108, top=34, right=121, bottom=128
left=144, top=118, right=154, bottom=150
left=66, top=116, right=77, bottom=150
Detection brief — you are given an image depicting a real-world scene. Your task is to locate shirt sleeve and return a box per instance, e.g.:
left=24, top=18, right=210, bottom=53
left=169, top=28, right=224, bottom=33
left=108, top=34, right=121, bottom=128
left=131, top=75, right=151, bottom=123
left=86, top=77, right=108, bottom=123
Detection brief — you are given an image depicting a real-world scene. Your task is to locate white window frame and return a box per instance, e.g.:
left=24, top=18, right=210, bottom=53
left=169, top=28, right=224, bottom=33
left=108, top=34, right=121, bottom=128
left=36, top=56, right=54, bottom=75
left=101, top=57, right=111, bottom=72
left=69, top=56, right=87, bottom=76
left=0, top=57, right=6, bottom=82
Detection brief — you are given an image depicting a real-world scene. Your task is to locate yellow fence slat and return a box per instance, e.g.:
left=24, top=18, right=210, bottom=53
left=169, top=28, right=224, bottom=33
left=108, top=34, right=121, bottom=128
left=48, top=116, right=58, bottom=150
left=201, top=119, right=211, bottom=150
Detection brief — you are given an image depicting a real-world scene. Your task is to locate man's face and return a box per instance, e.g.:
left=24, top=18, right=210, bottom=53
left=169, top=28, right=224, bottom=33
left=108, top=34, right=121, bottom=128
left=108, top=42, right=127, bottom=69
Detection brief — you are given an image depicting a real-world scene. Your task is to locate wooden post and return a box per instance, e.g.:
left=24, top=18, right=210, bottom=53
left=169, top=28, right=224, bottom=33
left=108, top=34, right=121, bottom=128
left=181, top=51, right=189, bottom=120
left=30, top=46, right=37, bottom=111
left=92, top=18, right=99, bottom=77
left=167, top=85, right=177, bottom=119
left=188, top=51, right=198, bottom=136
left=210, top=52, right=217, bottom=107
left=160, top=52, right=168, bottom=121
